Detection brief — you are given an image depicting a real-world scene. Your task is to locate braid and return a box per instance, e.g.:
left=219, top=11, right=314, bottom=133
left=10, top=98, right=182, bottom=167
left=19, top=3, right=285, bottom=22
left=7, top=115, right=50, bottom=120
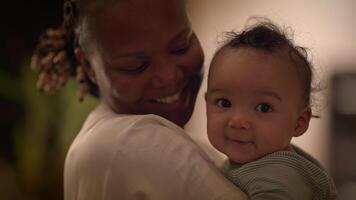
left=31, top=0, right=98, bottom=101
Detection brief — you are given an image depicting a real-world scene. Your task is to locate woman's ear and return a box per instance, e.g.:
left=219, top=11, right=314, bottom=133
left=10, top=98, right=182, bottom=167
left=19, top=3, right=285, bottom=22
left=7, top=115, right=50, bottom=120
left=294, top=106, right=312, bottom=137
left=75, top=48, right=97, bottom=84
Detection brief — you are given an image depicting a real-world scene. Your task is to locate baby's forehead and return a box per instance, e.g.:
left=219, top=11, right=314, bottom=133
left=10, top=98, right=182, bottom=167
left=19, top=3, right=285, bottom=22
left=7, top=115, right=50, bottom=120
left=212, top=46, right=305, bottom=76
left=211, top=46, right=291, bottom=69
left=208, top=47, right=306, bottom=92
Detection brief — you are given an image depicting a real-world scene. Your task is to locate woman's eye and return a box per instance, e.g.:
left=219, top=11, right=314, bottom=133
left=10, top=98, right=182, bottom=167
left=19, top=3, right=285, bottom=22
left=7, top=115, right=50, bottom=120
left=118, top=62, right=149, bottom=74
left=256, top=103, right=272, bottom=113
left=170, top=31, right=194, bottom=55
left=171, top=44, right=190, bottom=55
left=216, top=98, right=232, bottom=108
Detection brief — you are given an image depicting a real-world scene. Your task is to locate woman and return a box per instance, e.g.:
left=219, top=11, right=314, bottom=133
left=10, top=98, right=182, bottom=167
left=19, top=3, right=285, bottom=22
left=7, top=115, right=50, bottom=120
left=31, top=0, right=247, bottom=199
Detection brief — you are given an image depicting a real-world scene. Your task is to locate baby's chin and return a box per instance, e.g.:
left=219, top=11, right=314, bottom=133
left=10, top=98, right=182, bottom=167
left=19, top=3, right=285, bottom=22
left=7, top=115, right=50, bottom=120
left=228, top=153, right=262, bottom=164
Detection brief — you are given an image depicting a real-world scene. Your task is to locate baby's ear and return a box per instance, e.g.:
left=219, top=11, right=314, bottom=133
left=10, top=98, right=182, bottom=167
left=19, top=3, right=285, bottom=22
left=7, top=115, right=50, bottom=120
left=294, top=106, right=312, bottom=137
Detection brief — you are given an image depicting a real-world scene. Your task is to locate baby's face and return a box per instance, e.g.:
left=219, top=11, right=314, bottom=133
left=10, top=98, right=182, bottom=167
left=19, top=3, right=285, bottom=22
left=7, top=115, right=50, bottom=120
left=206, top=47, right=311, bottom=164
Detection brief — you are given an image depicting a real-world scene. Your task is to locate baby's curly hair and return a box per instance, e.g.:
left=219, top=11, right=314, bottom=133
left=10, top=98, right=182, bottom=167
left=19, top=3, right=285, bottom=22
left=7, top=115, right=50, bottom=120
left=214, top=19, right=319, bottom=116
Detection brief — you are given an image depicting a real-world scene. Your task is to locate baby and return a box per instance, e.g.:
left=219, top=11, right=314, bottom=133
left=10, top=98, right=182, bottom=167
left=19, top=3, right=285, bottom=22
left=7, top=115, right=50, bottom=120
left=205, top=21, right=337, bottom=199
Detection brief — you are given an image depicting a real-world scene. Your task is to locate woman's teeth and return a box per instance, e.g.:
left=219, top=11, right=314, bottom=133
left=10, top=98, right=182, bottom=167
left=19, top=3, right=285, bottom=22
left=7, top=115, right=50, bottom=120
left=155, top=91, right=181, bottom=104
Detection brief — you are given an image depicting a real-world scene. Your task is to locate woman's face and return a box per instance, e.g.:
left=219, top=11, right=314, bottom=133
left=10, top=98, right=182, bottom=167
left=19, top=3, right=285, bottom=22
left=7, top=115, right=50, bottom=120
left=83, top=0, right=204, bottom=127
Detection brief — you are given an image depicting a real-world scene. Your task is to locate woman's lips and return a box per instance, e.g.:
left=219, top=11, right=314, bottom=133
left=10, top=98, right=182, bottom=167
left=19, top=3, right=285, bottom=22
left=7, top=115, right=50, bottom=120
left=139, top=76, right=200, bottom=125
left=146, top=79, right=191, bottom=105
left=144, top=82, right=191, bottom=110
left=151, top=88, right=183, bottom=104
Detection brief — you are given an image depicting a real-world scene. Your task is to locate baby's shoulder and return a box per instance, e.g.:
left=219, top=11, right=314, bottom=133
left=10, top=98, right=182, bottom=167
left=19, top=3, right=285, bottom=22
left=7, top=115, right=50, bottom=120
left=226, top=150, right=337, bottom=200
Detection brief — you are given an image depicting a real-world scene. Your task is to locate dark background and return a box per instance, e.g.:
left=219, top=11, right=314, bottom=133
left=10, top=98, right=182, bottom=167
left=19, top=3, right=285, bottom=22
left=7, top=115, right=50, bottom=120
left=1, top=0, right=61, bottom=163
left=1, top=1, right=97, bottom=199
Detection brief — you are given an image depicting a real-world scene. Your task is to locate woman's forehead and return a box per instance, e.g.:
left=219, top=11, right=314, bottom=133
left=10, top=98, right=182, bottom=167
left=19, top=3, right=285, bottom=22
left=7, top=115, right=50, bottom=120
left=88, top=0, right=186, bottom=23
left=88, top=1, right=190, bottom=55
left=81, top=0, right=184, bottom=13
left=92, top=0, right=187, bottom=33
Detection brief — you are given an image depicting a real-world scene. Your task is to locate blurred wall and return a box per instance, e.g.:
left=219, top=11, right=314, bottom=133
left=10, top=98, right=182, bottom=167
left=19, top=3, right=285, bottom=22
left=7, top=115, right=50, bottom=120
left=185, top=0, right=356, bottom=167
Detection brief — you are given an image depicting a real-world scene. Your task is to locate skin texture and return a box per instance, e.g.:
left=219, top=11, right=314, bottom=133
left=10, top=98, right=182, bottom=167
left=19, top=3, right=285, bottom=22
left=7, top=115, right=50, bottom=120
left=76, top=0, right=204, bottom=127
left=206, top=47, right=311, bottom=164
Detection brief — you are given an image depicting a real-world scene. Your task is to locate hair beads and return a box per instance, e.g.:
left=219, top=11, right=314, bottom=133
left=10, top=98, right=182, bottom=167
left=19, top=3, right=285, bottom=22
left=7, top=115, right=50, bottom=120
left=31, top=0, right=90, bottom=100
left=31, top=28, right=72, bottom=92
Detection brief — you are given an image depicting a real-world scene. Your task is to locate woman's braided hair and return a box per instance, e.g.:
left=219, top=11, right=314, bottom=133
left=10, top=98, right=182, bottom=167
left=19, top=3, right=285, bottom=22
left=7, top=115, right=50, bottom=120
left=31, top=0, right=98, bottom=101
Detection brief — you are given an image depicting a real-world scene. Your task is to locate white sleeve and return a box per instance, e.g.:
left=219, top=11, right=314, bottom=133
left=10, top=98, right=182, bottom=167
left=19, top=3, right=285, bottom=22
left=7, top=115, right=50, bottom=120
left=101, top=115, right=247, bottom=200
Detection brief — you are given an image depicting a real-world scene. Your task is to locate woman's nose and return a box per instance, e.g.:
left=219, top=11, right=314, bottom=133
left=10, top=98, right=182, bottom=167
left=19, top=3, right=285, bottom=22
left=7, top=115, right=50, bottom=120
left=227, top=111, right=251, bottom=130
left=151, top=59, right=183, bottom=88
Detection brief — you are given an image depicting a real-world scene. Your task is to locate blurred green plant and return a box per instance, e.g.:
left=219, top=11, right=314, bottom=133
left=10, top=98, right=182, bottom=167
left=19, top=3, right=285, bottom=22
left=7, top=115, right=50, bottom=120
left=0, top=58, right=98, bottom=200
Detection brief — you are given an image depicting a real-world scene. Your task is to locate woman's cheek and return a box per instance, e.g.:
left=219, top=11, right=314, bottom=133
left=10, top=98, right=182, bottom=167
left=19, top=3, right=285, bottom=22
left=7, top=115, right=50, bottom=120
left=185, top=38, right=204, bottom=74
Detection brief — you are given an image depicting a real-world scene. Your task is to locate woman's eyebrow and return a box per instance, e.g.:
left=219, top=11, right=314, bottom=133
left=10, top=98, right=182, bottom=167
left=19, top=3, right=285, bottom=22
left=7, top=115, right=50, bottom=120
left=169, top=27, right=192, bottom=44
left=107, top=50, right=149, bottom=64
left=112, top=52, right=147, bottom=59
left=110, top=29, right=193, bottom=61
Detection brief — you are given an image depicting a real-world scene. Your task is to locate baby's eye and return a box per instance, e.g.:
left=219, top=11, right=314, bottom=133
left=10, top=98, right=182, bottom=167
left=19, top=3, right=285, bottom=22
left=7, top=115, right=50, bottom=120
left=216, top=98, right=232, bottom=108
left=256, top=103, right=272, bottom=113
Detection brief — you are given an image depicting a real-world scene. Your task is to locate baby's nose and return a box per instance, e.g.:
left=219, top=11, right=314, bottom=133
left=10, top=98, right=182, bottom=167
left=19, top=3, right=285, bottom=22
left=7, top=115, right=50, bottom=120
left=227, top=111, right=252, bottom=130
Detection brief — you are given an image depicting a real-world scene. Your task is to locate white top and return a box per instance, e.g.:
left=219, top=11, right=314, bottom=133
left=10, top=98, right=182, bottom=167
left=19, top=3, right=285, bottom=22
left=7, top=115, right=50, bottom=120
left=64, top=103, right=247, bottom=200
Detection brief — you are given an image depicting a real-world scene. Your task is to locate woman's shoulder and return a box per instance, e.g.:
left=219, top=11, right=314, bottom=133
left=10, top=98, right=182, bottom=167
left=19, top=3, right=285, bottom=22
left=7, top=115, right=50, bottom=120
left=65, top=104, right=249, bottom=200
left=67, top=104, right=199, bottom=166
left=93, top=112, right=189, bottom=144
left=79, top=103, right=187, bottom=141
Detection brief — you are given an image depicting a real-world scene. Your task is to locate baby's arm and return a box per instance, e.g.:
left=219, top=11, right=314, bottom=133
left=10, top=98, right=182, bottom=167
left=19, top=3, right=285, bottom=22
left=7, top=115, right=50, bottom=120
left=229, top=164, right=312, bottom=199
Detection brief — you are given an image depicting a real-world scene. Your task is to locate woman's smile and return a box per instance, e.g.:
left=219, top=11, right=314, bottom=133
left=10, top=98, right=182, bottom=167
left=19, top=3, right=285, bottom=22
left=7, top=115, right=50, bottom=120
left=144, top=80, right=191, bottom=111
left=150, top=88, right=183, bottom=104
